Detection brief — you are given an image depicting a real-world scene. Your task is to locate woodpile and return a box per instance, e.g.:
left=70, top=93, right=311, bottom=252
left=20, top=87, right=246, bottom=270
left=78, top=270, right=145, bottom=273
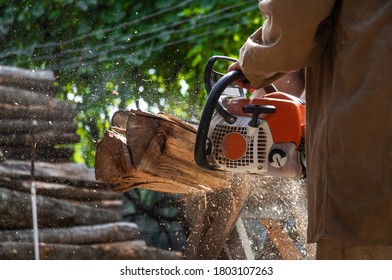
left=0, top=66, right=78, bottom=162
left=0, top=160, right=181, bottom=260
left=0, top=65, right=182, bottom=260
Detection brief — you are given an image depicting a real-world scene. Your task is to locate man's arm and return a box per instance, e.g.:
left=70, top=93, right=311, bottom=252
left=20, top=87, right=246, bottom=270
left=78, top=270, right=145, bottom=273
left=239, top=0, right=336, bottom=89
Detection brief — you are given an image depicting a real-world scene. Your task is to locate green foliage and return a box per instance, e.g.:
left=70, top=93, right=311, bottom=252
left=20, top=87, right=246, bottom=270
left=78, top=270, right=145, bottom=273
left=0, top=0, right=264, bottom=167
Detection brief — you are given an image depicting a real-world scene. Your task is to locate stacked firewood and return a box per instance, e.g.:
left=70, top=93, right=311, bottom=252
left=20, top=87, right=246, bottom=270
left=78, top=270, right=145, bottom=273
left=0, top=65, right=182, bottom=260
left=0, top=160, right=182, bottom=260
left=0, top=65, right=78, bottom=162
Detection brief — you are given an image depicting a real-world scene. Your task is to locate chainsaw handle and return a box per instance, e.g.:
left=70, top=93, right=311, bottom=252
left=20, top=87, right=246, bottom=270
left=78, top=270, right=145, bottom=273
left=195, top=69, right=245, bottom=170
left=204, top=55, right=277, bottom=96
left=196, top=56, right=278, bottom=170
left=204, top=56, right=238, bottom=94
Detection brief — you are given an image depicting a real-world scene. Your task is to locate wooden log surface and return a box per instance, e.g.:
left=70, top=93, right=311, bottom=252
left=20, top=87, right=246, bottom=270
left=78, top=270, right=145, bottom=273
left=0, top=177, right=122, bottom=202
left=0, top=85, right=54, bottom=105
left=0, top=119, right=77, bottom=134
left=0, top=187, right=122, bottom=229
left=0, top=65, right=57, bottom=96
left=0, top=160, right=96, bottom=182
left=0, top=240, right=182, bottom=260
left=182, top=176, right=252, bottom=259
left=0, top=146, right=74, bottom=162
left=0, top=102, right=76, bottom=120
left=0, top=222, right=139, bottom=244
left=260, top=219, right=303, bottom=260
left=95, top=110, right=232, bottom=195
left=0, top=130, right=80, bottom=146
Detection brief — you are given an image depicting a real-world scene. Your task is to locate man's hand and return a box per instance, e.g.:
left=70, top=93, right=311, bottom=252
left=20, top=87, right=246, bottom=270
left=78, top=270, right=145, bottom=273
left=227, top=61, right=254, bottom=92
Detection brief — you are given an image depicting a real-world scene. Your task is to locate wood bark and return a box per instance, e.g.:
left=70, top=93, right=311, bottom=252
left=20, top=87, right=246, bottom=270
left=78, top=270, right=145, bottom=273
left=0, top=146, right=74, bottom=162
left=0, top=130, right=79, bottom=146
left=0, top=187, right=122, bottom=229
left=0, top=66, right=57, bottom=96
left=0, top=177, right=122, bottom=202
left=0, top=102, right=76, bottom=120
left=260, top=219, right=303, bottom=260
left=0, top=222, right=139, bottom=244
left=0, top=240, right=182, bottom=260
left=0, top=160, right=96, bottom=182
left=0, top=85, right=54, bottom=105
left=0, top=119, right=77, bottom=134
left=181, top=177, right=251, bottom=259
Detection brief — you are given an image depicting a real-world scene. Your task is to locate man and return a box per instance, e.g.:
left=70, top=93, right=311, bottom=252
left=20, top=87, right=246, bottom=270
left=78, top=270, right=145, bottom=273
left=229, top=0, right=392, bottom=259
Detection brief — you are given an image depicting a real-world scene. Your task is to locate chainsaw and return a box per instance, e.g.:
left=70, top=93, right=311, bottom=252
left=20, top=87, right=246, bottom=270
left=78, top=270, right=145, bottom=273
left=194, top=56, right=306, bottom=178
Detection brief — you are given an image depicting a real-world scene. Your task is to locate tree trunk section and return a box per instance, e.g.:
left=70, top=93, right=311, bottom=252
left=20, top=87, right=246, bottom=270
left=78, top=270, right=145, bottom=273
left=0, top=66, right=57, bottom=96
left=0, top=241, right=182, bottom=260
left=0, top=102, right=76, bottom=120
left=0, top=222, right=139, bottom=244
left=0, top=119, right=77, bottom=134
left=0, top=177, right=122, bottom=202
left=0, top=187, right=122, bottom=229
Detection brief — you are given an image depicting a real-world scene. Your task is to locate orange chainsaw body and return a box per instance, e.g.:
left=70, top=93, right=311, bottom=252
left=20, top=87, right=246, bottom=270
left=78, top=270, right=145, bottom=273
left=226, top=92, right=306, bottom=148
left=194, top=56, right=307, bottom=179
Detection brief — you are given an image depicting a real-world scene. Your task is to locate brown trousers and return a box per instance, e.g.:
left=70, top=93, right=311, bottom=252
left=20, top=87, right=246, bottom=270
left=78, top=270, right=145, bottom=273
left=316, top=239, right=392, bottom=260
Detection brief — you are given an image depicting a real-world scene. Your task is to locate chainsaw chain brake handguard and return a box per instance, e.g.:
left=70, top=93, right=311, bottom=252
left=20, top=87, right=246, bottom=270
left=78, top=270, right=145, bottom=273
left=195, top=56, right=277, bottom=170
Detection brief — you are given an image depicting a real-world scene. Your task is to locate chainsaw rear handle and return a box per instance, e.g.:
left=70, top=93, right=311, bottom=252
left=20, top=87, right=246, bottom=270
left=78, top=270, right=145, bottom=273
left=203, top=56, right=277, bottom=124
left=204, top=55, right=238, bottom=94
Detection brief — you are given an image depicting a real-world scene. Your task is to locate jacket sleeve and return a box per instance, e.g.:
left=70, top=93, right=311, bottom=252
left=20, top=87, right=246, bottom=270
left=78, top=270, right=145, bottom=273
left=239, top=0, right=336, bottom=89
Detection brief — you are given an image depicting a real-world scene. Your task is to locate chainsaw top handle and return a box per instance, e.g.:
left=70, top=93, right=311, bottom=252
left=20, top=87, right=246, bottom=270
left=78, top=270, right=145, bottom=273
left=195, top=56, right=277, bottom=170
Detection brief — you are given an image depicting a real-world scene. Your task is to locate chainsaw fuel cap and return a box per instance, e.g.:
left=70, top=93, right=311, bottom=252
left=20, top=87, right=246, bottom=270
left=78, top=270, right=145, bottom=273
left=220, top=132, right=247, bottom=161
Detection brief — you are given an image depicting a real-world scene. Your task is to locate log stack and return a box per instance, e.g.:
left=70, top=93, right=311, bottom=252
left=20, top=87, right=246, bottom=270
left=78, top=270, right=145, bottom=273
left=0, top=65, right=182, bottom=260
left=0, top=65, right=78, bottom=162
left=0, top=160, right=181, bottom=260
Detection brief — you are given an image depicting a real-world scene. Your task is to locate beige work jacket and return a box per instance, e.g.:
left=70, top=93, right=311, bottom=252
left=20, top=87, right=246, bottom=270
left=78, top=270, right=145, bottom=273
left=239, top=0, right=392, bottom=243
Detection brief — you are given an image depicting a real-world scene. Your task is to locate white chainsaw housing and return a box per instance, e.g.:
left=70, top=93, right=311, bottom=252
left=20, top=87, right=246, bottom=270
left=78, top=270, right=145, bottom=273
left=207, top=113, right=304, bottom=178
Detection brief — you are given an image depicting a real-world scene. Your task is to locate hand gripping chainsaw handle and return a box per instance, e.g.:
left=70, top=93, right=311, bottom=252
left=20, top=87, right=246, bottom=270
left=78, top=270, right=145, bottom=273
left=194, top=56, right=277, bottom=170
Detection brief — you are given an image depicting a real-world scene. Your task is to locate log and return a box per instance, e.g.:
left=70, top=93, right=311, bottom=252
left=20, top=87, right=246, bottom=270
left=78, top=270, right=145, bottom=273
left=0, top=177, right=122, bottom=202
left=0, top=160, right=96, bottom=182
left=0, top=222, right=139, bottom=244
left=0, top=102, right=76, bottom=120
left=0, top=85, right=54, bottom=105
left=0, top=146, right=74, bottom=162
left=0, top=65, right=57, bottom=96
left=260, top=219, right=303, bottom=260
left=81, top=199, right=123, bottom=210
left=0, top=240, right=182, bottom=260
left=0, top=119, right=77, bottom=134
left=0, top=130, right=80, bottom=146
left=182, top=176, right=252, bottom=259
left=0, top=187, right=122, bottom=229
left=95, top=110, right=232, bottom=194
